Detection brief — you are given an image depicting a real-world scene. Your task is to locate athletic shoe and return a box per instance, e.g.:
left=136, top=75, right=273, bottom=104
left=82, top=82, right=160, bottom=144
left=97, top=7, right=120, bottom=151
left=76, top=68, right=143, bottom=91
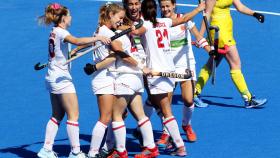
left=107, top=149, right=128, bottom=158
left=37, top=148, right=58, bottom=158
left=87, top=152, right=97, bottom=158
left=170, top=146, right=187, bottom=157
left=134, top=146, right=159, bottom=158
left=245, top=96, right=267, bottom=108
left=68, top=151, right=87, bottom=158
left=194, top=96, right=208, bottom=108
left=98, top=148, right=113, bottom=158
left=156, top=133, right=170, bottom=150
left=88, top=148, right=112, bottom=158
left=182, top=124, right=197, bottom=142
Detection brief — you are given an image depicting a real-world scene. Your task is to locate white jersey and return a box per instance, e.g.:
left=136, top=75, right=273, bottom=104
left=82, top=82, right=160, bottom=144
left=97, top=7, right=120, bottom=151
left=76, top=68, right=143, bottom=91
left=170, top=15, right=196, bottom=67
left=115, top=33, right=144, bottom=72
left=45, top=27, right=75, bottom=94
left=46, top=27, right=71, bottom=82
left=91, top=25, right=116, bottom=94
left=131, top=18, right=146, bottom=62
left=93, top=25, right=115, bottom=68
left=114, top=31, right=144, bottom=95
left=141, top=18, right=175, bottom=72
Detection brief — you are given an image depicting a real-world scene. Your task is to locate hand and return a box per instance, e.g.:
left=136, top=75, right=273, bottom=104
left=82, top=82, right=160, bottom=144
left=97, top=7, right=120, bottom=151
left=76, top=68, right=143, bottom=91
left=209, top=50, right=218, bottom=57
left=131, top=25, right=136, bottom=31
left=95, top=35, right=111, bottom=45
left=142, top=67, right=153, bottom=77
left=253, top=12, right=264, bottom=23
left=70, top=52, right=78, bottom=58
left=185, top=69, right=193, bottom=78
left=83, top=63, right=97, bottom=75
left=70, top=48, right=78, bottom=57
left=197, top=1, right=206, bottom=12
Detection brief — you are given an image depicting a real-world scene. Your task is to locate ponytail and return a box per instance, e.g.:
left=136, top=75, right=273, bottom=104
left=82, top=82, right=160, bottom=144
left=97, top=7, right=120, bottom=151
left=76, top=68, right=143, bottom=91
left=38, top=3, right=69, bottom=26
left=141, top=0, right=157, bottom=27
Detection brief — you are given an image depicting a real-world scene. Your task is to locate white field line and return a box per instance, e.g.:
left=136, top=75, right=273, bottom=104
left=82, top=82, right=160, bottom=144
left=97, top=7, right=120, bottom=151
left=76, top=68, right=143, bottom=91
left=177, top=3, right=280, bottom=16
left=93, top=0, right=280, bottom=16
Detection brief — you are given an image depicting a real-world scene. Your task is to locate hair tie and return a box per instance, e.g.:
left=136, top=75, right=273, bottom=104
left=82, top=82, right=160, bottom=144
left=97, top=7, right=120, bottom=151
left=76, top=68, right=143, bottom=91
left=105, top=2, right=112, bottom=7
left=51, top=3, right=61, bottom=10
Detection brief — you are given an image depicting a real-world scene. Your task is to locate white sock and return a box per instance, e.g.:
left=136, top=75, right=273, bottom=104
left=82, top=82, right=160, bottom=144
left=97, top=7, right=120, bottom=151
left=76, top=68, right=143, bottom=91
left=89, top=121, right=107, bottom=156
left=182, top=104, right=194, bottom=126
left=138, top=117, right=155, bottom=148
left=66, top=120, right=80, bottom=154
left=103, top=122, right=115, bottom=151
left=112, top=121, right=126, bottom=152
left=163, top=116, right=184, bottom=148
left=143, top=100, right=154, bottom=118
left=43, top=117, right=59, bottom=151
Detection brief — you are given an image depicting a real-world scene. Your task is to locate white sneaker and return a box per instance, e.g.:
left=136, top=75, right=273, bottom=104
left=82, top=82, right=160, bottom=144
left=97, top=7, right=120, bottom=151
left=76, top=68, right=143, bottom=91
left=37, top=148, right=58, bottom=158
left=68, top=151, right=87, bottom=158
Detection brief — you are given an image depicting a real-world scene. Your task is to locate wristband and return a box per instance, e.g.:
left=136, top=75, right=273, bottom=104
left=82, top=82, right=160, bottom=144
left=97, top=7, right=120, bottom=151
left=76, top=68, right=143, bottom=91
left=196, top=38, right=209, bottom=48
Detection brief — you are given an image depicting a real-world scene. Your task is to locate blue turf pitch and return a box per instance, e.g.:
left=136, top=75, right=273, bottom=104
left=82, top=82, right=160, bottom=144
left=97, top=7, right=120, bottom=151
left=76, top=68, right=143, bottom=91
left=0, top=0, right=279, bottom=157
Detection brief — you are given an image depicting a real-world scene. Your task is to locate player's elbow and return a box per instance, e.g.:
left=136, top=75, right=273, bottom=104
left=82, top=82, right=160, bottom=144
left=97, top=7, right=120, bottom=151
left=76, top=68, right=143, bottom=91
left=235, top=4, right=245, bottom=13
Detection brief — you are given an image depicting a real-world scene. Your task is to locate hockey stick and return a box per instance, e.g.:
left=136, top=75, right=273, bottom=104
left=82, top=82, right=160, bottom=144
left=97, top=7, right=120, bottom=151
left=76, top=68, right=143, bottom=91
left=209, top=25, right=219, bottom=85
left=34, top=20, right=143, bottom=71
left=63, top=20, right=144, bottom=66
left=34, top=45, right=93, bottom=71
left=107, top=68, right=193, bottom=79
left=34, top=62, right=48, bottom=70
left=198, top=0, right=216, bottom=85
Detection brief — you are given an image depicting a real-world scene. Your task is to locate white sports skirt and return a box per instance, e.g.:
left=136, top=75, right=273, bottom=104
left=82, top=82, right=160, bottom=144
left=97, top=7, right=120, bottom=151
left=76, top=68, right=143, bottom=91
left=147, top=76, right=175, bottom=94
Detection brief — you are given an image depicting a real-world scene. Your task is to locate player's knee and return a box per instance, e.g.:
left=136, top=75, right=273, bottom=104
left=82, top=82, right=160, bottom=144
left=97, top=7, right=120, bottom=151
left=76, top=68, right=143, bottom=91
left=99, top=114, right=112, bottom=125
left=52, top=113, right=65, bottom=122
left=182, top=96, right=193, bottom=106
left=184, top=100, right=194, bottom=106
left=67, top=113, right=79, bottom=122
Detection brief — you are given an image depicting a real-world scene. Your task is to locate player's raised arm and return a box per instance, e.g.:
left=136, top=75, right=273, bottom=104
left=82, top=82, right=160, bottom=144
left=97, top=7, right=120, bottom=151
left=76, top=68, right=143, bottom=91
left=233, top=0, right=264, bottom=23
left=199, top=0, right=216, bottom=35
left=172, top=1, right=205, bottom=27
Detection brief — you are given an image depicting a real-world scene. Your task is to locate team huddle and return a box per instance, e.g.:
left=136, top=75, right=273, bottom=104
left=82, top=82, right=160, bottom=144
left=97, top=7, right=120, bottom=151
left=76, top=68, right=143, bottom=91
left=36, top=0, right=267, bottom=158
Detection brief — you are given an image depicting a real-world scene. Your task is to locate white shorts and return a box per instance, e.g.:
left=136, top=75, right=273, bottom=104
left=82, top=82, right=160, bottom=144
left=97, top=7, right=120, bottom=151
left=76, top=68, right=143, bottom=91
left=175, top=64, right=196, bottom=82
left=115, top=74, right=144, bottom=95
left=46, top=80, right=76, bottom=94
left=147, top=76, right=175, bottom=94
left=91, top=69, right=115, bottom=95
left=45, top=67, right=76, bottom=94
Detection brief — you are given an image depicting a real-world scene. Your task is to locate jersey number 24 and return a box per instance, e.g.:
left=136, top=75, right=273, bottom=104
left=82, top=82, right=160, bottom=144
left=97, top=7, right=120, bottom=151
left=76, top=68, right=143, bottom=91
left=155, top=29, right=168, bottom=48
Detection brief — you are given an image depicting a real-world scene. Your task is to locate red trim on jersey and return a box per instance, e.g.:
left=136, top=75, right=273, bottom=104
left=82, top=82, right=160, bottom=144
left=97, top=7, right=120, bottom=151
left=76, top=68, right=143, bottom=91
left=112, top=125, right=125, bottom=131
left=138, top=118, right=150, bottom=127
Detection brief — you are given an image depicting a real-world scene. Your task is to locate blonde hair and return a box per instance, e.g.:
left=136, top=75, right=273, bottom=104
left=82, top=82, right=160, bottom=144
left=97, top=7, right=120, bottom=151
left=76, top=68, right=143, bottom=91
left=38, top=3, right=69, bottom=26
left=99, top=3, right=125, bottom=26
